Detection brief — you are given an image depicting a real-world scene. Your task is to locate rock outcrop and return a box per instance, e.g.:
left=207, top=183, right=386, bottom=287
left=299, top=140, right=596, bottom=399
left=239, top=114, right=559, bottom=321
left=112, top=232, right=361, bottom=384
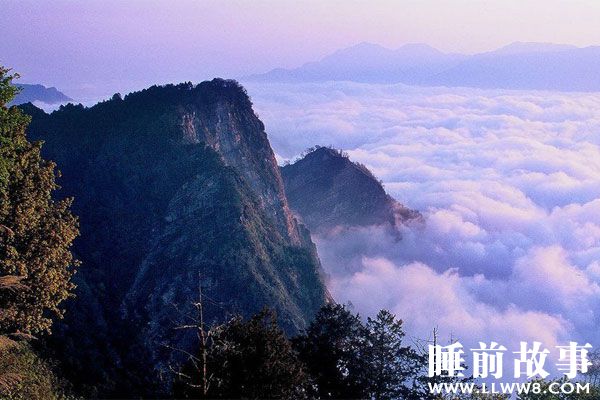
left=22, top=80, right=327, bottom=395
left=281, top=147, right=421, bottom=235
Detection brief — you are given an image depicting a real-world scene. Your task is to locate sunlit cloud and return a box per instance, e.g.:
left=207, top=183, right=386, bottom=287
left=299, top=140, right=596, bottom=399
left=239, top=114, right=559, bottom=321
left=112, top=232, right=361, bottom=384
left=245, top=81, right=600, bottom=351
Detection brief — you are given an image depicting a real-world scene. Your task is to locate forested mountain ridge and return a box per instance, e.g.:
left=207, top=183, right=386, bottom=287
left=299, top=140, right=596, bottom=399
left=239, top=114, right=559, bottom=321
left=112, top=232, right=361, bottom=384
left=281, top=147, right=421, bottom=235
left=21, top=79, right=328, bottom=395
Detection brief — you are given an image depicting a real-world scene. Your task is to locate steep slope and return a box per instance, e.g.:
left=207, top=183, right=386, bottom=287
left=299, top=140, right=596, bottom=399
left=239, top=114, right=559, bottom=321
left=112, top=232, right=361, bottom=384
left=9, top=83, right=72, bottom=105
left=281, top=147, right=420, bottom=235
left=22, top=80, right=327, bottom=395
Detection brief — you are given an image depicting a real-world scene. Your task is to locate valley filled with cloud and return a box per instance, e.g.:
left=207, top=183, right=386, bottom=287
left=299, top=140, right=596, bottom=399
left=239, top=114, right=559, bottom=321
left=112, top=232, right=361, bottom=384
left=245, top=81, right=600, bottom=357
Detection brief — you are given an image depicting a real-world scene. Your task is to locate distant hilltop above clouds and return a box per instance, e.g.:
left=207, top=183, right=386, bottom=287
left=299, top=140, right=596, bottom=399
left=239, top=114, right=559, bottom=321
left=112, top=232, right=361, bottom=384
left=281, top=146, right=421, bottom=236
left=8, top=83, right=72, bottom=106
left=248, top=41, right=600, bottom=92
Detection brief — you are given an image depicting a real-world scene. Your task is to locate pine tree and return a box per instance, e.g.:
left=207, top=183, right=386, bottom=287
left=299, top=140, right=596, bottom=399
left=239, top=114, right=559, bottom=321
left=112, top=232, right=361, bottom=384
left=295, top=305, right=439, bottom=399
left=0, top=66, right=79, bottom=335
left=294, top=303, right=367, bottom=399
left=362, top=310, right=424, bottom=400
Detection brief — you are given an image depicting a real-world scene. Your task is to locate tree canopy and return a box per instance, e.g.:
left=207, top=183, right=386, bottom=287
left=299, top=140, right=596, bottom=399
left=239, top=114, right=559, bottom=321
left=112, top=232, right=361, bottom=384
left=0, top=66, right=79, bottom=335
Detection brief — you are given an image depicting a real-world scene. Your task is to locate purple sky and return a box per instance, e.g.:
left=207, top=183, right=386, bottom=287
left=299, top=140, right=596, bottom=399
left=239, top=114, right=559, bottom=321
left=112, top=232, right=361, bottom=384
left=3, top=0, right=600, bottom=98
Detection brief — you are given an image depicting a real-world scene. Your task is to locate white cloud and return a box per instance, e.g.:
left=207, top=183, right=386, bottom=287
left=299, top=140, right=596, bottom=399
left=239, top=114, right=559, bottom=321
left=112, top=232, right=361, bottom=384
left=331, top=257, right=569, bottom=353
left=245, top=81, right=600, bottom=353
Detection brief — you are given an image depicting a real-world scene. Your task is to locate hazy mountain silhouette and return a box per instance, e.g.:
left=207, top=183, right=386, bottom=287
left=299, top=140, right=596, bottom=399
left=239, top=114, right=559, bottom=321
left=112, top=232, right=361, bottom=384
left=249, top=41, right=600, bottom=92
left=9, top=83, right=72, bottom=105
left=483, top=41, right=577, bottom=56
left=432, top=45, right=600, bottom=91
left=251, top=42, right=467, bottom=84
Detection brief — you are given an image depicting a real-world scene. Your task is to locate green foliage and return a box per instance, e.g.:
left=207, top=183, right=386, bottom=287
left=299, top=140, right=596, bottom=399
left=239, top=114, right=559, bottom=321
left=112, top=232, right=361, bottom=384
left=0, top=65, right=79, bottom=400
left=361, top=310, right=424, bottom=399
left=0, top=342, right=74, bottom=400
left=0, top=66, right=80, bottom=335
left=0, top=68, right=24, bottom=191
left=170, top=304, right=600, bottom=400
left=0, top=69, right=19, bottom=106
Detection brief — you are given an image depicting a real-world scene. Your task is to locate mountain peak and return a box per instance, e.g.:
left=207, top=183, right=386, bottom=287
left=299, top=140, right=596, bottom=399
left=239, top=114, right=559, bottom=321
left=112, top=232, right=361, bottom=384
left=325, top=42, right=393, bottom=60
left=281, top=146, right=421, bottom=234
left=247, top=41, right=465, bottom=83
left=24, top=80, right=329, bottom=393
left=302, top=145, right=347, bottom=160
left=9, top=83, right=72, bottom=106
left=117, top=78, right=253, bottom=113
left=330, top=42, right=444, bottom=58
left=247, top=40, right=600, bottom=91
left=396, top=42, right=445, bottom=56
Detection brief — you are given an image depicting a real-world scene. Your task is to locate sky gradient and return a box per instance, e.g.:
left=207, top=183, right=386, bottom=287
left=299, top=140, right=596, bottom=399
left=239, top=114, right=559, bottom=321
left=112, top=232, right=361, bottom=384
left=3, top=0, right=600, bottom=98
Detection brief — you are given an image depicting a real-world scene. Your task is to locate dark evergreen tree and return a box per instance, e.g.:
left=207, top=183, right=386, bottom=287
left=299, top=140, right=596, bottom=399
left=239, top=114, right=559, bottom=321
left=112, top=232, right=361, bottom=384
left=294, top=305, right=442, bottom=400
left=362, top=310, right=424, bottom=400
left=294, top=304, right=367, bottom=399
left=175, top=308, right=311, bottom=399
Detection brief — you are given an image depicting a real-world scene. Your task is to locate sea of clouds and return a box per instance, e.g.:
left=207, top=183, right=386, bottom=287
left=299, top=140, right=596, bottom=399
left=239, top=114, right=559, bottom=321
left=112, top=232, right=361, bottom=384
left=244, top=81, right=600, bottom=362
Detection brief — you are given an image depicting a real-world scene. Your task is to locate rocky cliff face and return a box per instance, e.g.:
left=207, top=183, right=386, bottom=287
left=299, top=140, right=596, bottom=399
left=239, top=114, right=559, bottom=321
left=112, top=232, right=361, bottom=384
left=281, top=147, right=421, bottom=234
left=22, top=80, right=327, bottom=396
left=175, top=82, right=301, bottom=244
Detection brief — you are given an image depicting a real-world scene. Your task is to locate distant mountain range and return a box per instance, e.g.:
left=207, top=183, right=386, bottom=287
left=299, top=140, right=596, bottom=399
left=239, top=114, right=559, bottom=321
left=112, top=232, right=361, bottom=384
left=248, top=41, right=600, bottom=92
left=9, top=83, right=72, bottom=105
